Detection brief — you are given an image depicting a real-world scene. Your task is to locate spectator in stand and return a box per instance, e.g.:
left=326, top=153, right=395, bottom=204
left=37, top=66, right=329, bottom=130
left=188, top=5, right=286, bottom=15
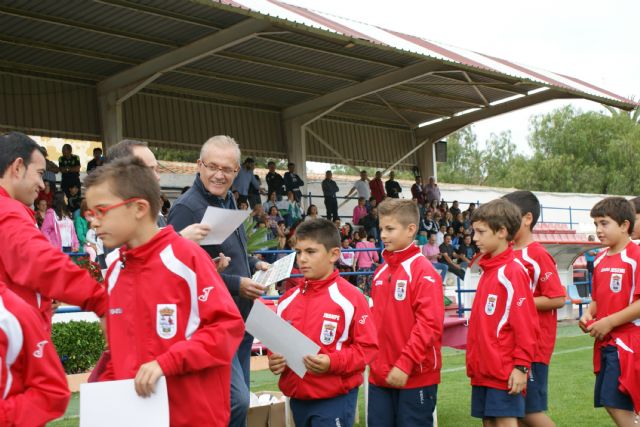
left=248, top=173, right=262, bottom=208
left=411, top=176, right=425, bottom=205
left=67, top=183, right=82, bottom=215
left=368, top=197, right=378, bottom=212
left=58, top=143, right=81, bottom=198
left=465, top=202, right=476, bottom=217
left=436, top=224, right=446, bottom=246
left=360, top=206, right=380, bottom=243
left=265, top=161, right=286, bottom=200
left=34, top=198, right=48, bottom=228
left=369, top=171, right=385, bottom=204
left=422, top=233, right=449, bottom=281
left=442, top=211, right=453, bottom=229
left=233, top=158, right=260, bottom=206
left=584, top=234, right=598, bottom=279
left=462, top=211, right=471, bottom=232
left=341, top=223, right=354, bottom=239
left=37, top=179, right=54, bottom=208
left=337, top=236, right=356, bottom=283
left=238, top=200, right=249, bottom=211
left=450, top=200, right=461, bottom=217
left=456, top=234, right=476, bottom=270
left=264, top=190, right=279, bottom=213
left=322, top=170, right=340, bottom=221
left=447, top=226, right=459, bottom=248
left=439, top=234, right=464, bottom=280
left=42, top=191, right=79, bottom=253
left=305, top=204, right=319, bottom=221
left=284, top=190, right=302, bottom=227
left=284, top=162, right=304, bottom=203
left=251, top=203, right=267, bottom=225
left=421, top=210, right=438, bottom=237
left=86, top=147, right=104, bottom=173
left=346, top=170, right=371, bottom=202
left=439, top=201, right=449, bottom=216
left=85, top=226, right=106, bottom=269
left=428, top=199, right=438, bottom=213
left=267, top=206, right=284, bottom=236
left=353, top=197, right=368, bottom=226
left=451, top=212, right=464, bottom=233
left=353, top=229, right=379, bottom=294
left=433, top=211, right=443, bottom=229
left=423, top=176, right=441, bottom=205
left=74, top=199, right=89, bottom=250
left=384, top=170, right=402, bottom=198
left=417, top=230, right=429, bottom=246
left=40, top=147, right=59, bottom=192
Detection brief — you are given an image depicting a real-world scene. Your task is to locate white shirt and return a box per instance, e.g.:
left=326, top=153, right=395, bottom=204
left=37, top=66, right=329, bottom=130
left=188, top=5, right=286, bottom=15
left=436, top=231, right=444, bottom=246
left=57, top=216, right=74, bottom=248
left=352, top=180, right=371, bottom=199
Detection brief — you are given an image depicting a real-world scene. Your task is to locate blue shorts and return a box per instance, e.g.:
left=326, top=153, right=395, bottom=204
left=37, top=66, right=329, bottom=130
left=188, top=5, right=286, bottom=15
left=525, top=362, right=549, bottom=413
left=290, top=387, right=358, bottom=427
left=368, top=383, right=438, bottom=427
left=594, top=346, right=634, bottom=411
left=471, top=386, right=525, bottom=419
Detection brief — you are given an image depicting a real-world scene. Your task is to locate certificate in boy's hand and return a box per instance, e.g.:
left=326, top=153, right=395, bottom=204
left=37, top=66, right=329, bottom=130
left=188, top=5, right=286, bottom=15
left=246, top=299, right=320, bottom=378
left=252, top=252, right=296, bottom=285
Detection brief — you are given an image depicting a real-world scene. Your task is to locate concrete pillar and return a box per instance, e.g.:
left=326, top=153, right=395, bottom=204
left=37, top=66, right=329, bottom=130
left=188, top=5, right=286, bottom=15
left=98, top=92, right=123, bottom=151
left=416, top=139, right=437, bottom=180
left=283, top=116, right=307, bottom=188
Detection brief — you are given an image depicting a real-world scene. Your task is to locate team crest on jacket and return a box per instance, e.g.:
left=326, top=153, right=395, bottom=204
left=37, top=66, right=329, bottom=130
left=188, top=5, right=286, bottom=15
left=610, top=274, right=622, bottom=293
left=395, top=280, right=407, bottom=301
left=485, top=294, right=498, bottom=315
left=320, top=320, right=338, bottom=345
left=157, top=304, right=177, bottom=339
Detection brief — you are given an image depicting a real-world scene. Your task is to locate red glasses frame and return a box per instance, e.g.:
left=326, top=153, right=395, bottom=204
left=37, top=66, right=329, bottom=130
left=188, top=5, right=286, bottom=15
left=84, top=198, right=142, bottom=222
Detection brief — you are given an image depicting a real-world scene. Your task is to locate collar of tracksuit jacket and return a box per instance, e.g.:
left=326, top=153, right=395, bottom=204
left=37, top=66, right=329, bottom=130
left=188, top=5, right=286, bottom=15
left=477, top=246, right=514, bottom=272
left=301, top=269, right=340, bottom=295
left=118, top=225, right=175, bottom=268
left=382, top=242, right=420, bottom=267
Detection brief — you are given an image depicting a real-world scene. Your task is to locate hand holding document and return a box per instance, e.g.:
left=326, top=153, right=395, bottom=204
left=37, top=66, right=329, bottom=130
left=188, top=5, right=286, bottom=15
left=80, top=378, right=169, bottom=427
left=252, top=252, right=296, bottom=285
left=246, top=300, right=320, bottom=378
left=199, top=206, right=250, bottom=246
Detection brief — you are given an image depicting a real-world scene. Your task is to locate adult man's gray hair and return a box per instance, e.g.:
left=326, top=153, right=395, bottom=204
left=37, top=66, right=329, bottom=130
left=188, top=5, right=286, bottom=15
left=200, top=135, right=241, bottom=165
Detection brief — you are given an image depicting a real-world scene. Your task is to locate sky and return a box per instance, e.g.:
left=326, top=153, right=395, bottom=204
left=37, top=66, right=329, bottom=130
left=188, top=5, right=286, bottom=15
left=286, top=0, right=639, bottom=156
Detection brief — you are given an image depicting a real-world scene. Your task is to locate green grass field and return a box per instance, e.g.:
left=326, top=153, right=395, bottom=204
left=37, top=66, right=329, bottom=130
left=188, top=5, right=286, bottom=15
left=49, top=322, right=616, bottom=426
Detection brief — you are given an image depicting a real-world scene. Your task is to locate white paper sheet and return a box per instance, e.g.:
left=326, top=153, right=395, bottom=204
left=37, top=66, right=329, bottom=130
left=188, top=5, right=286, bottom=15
left=245, top=300, right=320, bottom=378
left=80, top=378, right=169, bottom=427
left=199, top=206, right=250, bottom=246
left=252, top=252, right=296, bottom=285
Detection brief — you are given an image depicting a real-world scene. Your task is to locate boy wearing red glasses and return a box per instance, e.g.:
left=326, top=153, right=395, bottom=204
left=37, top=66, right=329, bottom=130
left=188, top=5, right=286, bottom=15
left=84, top=156, right=244, bottom=427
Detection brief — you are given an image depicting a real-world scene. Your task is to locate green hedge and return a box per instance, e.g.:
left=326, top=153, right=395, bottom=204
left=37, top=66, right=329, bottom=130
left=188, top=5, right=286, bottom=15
left=51, top=321, right=105, bottom=375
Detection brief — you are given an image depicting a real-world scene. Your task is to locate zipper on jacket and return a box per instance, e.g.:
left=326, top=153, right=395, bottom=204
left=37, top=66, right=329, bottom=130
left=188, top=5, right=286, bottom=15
left=302, top=280, right=308, bottom=294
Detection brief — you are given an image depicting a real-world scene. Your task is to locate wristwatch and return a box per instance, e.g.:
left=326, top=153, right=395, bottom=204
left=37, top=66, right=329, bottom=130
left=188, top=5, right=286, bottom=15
left=514, top=365, right=529, bottom=374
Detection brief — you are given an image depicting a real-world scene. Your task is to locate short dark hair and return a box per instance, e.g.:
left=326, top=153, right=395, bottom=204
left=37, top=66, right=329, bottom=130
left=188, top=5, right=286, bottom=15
left=62, top=143, right=72, bottom=151
left=106, top=139, right=148, bottom=163
left=93, top=147, right=103, bottom=154
left=629, top=197, right=640, bottom=214
left=471, top=198, right=522, bottom=241
left=84, top=156, right=160, bottom=219
left=0, top=132, right=44, bottom=176
left=295, top=218, right=340, bottom=251
left=502, top=190, right=541, bottom=230
left=590, top=197, right=634, bottom=233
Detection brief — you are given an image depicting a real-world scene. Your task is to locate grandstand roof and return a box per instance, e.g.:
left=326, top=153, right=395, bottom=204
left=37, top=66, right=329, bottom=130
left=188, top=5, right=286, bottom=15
left=0, top=0, right=636, bottom=167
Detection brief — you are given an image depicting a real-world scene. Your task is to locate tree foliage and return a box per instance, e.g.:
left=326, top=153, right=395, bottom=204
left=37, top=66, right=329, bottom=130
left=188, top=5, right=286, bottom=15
left=437, top=104, right=640, bottom=195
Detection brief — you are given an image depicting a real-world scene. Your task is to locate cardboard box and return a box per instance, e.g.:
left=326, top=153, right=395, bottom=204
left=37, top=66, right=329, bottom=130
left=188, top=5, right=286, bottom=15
left=247, top=391, right=291, bottom=427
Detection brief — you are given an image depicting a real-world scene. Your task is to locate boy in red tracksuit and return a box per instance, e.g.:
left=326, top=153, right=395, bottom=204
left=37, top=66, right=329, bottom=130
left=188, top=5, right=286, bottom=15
left=268, top=218, right=378, bottom=427
left=84, top=157, right=244, bottom=427
left=580, top=197, right=640, bottom=425
left=467, top=199, right=538, bottom=426
left=0, top=280, right=70, bottom=425
left=503, top=191, right=566, bottom=427
left=368, top=199, right=444, bottom=427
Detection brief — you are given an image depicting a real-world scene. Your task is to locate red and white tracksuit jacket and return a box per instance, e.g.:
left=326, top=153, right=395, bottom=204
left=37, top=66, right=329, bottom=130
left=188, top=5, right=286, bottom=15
left=276, top=270, right=378, bottom=399
left=0, top=281, right=70, bottom=426
left=369, top=244, right=445, bottom=389
left=466, top=248, right=538, bottom=390
left=0, top=186, right=107, bottom=329
left=100, top=226, right=244, bottom=427
left=591, top=243, right=640, bottom=413
left=514, top=242, right=566, bottom=365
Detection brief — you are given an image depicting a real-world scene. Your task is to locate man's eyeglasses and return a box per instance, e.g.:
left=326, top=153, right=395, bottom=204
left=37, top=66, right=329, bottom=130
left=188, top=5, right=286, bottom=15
left=84, top=198, right=142, bottom=222
left=199, top=160, right=238, bottom=176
